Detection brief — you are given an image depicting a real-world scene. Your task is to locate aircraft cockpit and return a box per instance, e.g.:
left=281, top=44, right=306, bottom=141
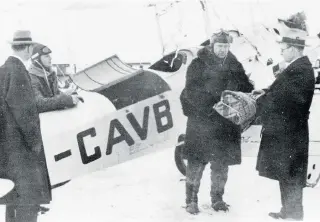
left=149, top=51, right=188, bottom=73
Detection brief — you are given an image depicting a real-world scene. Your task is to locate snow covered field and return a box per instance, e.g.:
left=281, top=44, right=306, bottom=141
left=0, top=147, right=318, bottom=222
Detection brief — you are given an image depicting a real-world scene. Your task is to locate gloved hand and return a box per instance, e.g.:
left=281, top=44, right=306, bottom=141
left=71, top=95, right=84, bottom=104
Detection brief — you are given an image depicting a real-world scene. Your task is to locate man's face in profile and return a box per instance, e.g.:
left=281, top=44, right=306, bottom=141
left=280, top=43, right=295, bottom=63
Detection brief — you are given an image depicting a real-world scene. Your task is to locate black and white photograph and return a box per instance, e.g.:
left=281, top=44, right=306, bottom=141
left=0, top=0, right=320, bottom=221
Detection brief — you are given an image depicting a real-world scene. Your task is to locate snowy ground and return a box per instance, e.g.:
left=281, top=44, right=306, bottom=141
left=0, top=148, right=319, bottom=222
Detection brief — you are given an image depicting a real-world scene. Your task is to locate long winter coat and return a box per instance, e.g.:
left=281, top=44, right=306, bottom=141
left=29, top=64, right=74, bottom=113
left=256, top=56, right=315, bottom=187
left=0, top=56, right=52, bottom=205
left=180, top=47, right=254, bottom=164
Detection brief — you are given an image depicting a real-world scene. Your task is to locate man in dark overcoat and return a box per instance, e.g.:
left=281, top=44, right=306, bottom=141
left=0, top=30, right=52, bottom=222
left=180, top=31, right=254, bottom=214
left=255, top=30, right=315, bottom=220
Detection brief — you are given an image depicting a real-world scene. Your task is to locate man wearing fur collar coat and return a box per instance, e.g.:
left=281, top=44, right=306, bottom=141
left=180, top=30, right=254, bottom=215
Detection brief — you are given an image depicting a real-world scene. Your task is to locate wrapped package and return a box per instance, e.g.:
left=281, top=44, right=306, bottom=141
left=213, top=90, right=261, bottom=132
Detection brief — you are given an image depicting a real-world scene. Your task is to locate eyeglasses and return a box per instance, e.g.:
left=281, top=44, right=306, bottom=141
left=280, top=46, right=292, bottom=52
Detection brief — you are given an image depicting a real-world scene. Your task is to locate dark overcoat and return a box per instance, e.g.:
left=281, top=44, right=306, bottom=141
left=0, top=56, right=52, bottom=205
left=256, top=56, right=315, bottom=187
left=180, top=47, right=254, bottom=164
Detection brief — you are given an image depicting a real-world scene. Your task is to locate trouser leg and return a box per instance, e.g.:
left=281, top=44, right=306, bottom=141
left=279, top=181, right=286, bottom=213
left=185, top=159, right=206, bottom=205
left=280, top=180, right=303, bottom=220
left=5, top=205, right=16, bottom=222
left=185, top=158, right=206, bottom=214
left=14, top=205, right=39, bottom=222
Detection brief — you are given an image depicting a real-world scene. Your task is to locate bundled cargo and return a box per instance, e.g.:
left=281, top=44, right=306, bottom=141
left=213, top=90, right=261, bottom=131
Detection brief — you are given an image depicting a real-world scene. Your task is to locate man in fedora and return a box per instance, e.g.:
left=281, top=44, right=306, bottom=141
left=0, top=30, right=52, bottom=222
left=254, top=14, right=315, bottom=220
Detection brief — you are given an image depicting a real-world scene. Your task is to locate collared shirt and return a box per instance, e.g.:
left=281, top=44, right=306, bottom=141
left=10, top=55, right=28, bottom=70
left=285, top=56, right=301, bottom=69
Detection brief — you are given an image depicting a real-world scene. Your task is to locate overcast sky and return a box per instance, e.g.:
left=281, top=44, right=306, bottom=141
left=0, top=0, right=319, bottom=70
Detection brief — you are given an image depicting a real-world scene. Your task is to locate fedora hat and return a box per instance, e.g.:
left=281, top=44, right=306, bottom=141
left=276, top=12, right=309, bottom=47
left=9, top=30, right=37, bottom=45
left=276, top=21, right=309, bottom=46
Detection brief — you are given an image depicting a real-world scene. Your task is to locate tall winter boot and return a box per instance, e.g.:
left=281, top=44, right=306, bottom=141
left=186, top=183, right=200, bottom=214
left=185, top=159, right=206, bottom=215
left=210, top=161, right=230, bottom=212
